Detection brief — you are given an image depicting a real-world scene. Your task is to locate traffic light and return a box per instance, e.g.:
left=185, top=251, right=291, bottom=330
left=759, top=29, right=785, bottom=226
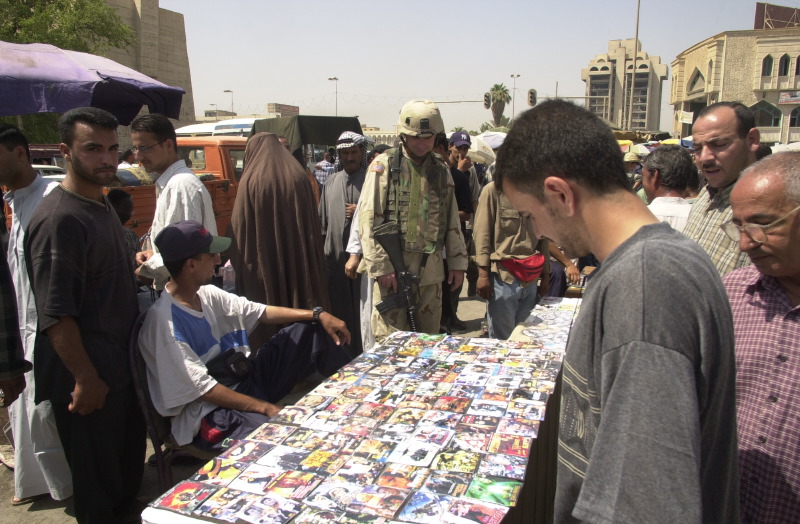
left=527, top=89, right=537, bottom=107
left=483, top=92, right=491, bottom=110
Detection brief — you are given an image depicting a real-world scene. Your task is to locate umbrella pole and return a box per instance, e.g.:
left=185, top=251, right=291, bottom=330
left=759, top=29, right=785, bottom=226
left=16, top=115, right=23, bottom=130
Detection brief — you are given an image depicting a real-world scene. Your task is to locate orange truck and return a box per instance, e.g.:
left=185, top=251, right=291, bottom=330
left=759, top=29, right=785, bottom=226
left=5, top=137, right=247, bottom=238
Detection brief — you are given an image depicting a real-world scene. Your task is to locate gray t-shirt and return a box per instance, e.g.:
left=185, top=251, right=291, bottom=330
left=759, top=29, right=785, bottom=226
left=555, top=222, right=739, bottom=523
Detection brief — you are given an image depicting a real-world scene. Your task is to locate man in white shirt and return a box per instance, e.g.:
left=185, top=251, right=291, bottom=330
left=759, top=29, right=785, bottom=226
left=642, top=144, right=696, bottom=232
left=139, top=220, right=351, bottom=450
left=0, top=123, right=72, bottom=506
left=131, top=114, right=216, bottom=287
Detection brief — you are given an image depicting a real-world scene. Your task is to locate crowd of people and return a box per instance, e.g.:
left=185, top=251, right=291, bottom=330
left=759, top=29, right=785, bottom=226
left=0, top=95, right=797, bottom=523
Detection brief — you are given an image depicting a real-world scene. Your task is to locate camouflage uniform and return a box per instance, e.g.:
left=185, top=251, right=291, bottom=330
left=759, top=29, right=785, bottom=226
left=358, top=146, right=468, bottom=341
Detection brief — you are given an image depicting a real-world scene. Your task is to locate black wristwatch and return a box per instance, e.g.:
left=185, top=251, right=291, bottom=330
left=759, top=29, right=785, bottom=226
left=312, top=307, right=324, bottom=323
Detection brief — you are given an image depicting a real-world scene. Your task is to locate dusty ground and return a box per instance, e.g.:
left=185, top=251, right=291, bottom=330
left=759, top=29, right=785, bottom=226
left=0, top=290, right=487, bottom=523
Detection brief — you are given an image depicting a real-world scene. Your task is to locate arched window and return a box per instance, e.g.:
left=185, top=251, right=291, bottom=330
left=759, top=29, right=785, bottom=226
left=778, top=54, right=790, bottom=76
left=600, top=66, right=609, bottom=71
left=796, top=56, right=800, bottom=76
left=762, top=55, right=774, bottom=77
left=750, top=100, right=781, bottom=127
left=687, top=69, right=705, bottom=93
left=590, top=67, right=598, bottom=72
left=638, top=64, right=648, bottom=69
left=790, top=106, right=800, bottom=128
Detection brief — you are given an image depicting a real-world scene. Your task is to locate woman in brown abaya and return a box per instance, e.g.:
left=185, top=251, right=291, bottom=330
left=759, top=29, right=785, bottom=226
left=228, top=132, right=330, bottom=349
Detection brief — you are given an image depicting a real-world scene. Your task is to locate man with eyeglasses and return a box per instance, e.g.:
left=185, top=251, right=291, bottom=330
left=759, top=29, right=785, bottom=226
left=683, top=101, right=760, bottom=275
left=722, top=151, right=800, bottom=523
left=130, top=113, right=216, bottom=288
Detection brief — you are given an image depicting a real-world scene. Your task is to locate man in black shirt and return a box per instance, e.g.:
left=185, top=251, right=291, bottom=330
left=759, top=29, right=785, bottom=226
left=25, top=107, right=145, bottom=523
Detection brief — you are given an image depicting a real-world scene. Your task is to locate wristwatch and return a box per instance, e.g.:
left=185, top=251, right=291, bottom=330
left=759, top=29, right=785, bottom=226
left=312, top=307, right=324, bottom=323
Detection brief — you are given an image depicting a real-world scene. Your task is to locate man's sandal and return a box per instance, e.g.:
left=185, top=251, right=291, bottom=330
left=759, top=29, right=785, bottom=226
left=11, top=494, right=48, bottom=506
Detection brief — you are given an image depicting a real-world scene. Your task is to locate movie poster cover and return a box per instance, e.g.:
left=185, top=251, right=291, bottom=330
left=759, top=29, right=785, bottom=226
left=337, top=415, right=379, bottom=437
left=465, top=399, right=508, bottom=418
left=363, top=389, right=404, bottom=406
left=265, top=470, right=322, bottom=500
left=421, top=471, right=471, bottom=497
left=293, top=394, right=334, bottom=411
left=410, top=426, right=454, bottom=447
left=476, top=453, right=528, bottom=481
left=505, top=399, right=545, bottom=420
left=300, top=410, right=341, bottom=432
left=397, top=394, right=438, bottom=410
left=414, top=380, right=453, bottom=397
left=304, top=480, right=361, bottom=512
left=218, top=440, right=273, bottom=465
left=450, top=432, right=492, bottom=453
left=465, top=475, right=523, bottom=507
left=496, top=417, right=539, bottom=438
left=433, top=396, right=472, bottom=414
left=246, top=422, right=297, bottom=445
left=418, top=409, right=462, bottom=430
left=256, top=445, right=310, bottom=470
left=351, top=438, right=395, bottom=462
left=456, top=415, right=499, bottom=434
left=442, top=499, right=508, bottom=524
left=281, top=428, right=329, bottom=451
left=346, top=484, right=409, bottom=518
left=299, top=449, right=349, bottom=475
left=430, top=449, right=481, bottom=474
left=291, top=506, right=345, bottom=523
left=193, top=487, right=260, bottom=523
left=190, top=457, right=247, bottom=486
left=488, top=433, right=532, bottom=458
left=387, top=407, right=426, bottom=426
left=385, top=440, right=440, bottom=467
left=375, top=463, right=430, bottom=490
left=398, top=491, right=454, bottom=523
left=227, top=463, right=284, bottom=493
left=370, top=423, right=417, bottom=443
left=152, top=481, right=217, bottom=514
left=236, top=493, right=303, bottom=524
left=353, top=402, right=395, bottom=422
left=330, top=456, right=384, bottom=484
left=269, top=405, right=315, bottom=426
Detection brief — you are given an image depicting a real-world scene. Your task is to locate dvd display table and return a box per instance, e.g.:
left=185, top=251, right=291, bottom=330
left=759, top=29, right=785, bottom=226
left=141, top=297, right=580, bottom=524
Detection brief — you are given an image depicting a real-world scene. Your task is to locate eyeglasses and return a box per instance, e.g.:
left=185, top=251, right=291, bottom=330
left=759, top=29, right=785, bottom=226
left=720, top=204, right=800, bottom=243
left=131, top=140, right=165, bottom=154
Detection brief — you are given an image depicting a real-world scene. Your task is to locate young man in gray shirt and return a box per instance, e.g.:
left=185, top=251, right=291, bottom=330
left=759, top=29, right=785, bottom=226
left=496, top=100, right=738, bottom=523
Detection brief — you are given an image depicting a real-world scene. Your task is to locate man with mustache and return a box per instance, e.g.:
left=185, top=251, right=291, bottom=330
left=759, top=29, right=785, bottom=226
left=683, top=101, right=759, bottom=275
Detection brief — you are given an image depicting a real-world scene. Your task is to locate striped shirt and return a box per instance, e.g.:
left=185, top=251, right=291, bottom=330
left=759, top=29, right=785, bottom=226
left=684, top=184, right=751, bottom=276
left=724, top=265, right=800, bottom=523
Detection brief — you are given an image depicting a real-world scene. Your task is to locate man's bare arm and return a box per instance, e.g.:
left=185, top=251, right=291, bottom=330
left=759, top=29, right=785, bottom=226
left=201, top=384, right=281, bottom=417
left=45, top=317, right=109, bottom=415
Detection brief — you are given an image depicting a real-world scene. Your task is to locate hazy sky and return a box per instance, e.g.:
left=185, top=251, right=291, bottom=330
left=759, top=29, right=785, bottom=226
left=160, top=0, right=799, bottom=133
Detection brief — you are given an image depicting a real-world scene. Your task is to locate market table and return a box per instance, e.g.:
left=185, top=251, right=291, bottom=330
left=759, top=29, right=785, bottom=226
left=141, top=297, right=580, bottom=524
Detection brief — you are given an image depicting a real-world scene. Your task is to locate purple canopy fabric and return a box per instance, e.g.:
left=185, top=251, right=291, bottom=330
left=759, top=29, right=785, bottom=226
left=0, top=40, right=185, bottom=125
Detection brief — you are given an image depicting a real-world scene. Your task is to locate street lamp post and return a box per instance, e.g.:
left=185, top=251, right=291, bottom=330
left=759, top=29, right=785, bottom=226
left=223, top=89, right=234, bottom=114
left=328, top=77, right=339, bottom=116
left=510, top=74, right=521, bottom=119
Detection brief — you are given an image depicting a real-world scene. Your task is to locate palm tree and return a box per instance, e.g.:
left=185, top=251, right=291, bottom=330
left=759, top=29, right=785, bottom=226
left=451, top=126, right=467, bottom=133
left=479, top=115, right=512, bottom=133
left=489, top=83, right=511, bottom=127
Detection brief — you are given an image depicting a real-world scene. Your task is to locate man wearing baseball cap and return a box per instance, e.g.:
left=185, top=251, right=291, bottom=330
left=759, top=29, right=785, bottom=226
left=138, top=220, right=350, bottom=450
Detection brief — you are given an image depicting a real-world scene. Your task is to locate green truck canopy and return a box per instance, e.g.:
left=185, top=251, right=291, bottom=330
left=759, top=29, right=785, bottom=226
left=252, top=115, right=363, bottom=153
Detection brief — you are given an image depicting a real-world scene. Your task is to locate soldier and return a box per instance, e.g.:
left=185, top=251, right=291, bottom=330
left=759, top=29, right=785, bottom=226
left=358, top=100, right=467, bottom=340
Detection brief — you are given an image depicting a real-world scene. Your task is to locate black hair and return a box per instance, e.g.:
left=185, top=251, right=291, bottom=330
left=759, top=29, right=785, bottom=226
left=58, top=107, right=118, bottom=146
left=121, top=148, right=135, bottom=161
left=755, top=143, right=772, bottom=161
left=695, top=101, right=754, bottom=139
left=495, top=99, right=629, bottom=199
left=642, top=145, right=694, bottom=192
left=0, top=123, right=31, bottom=161
left=164, top=257, right=189, bottom=279
left=106, top=188, right=132, bottom=207
left=433, top=133, right=450, bottom=150
left=130, top=113, right=177, bottom=144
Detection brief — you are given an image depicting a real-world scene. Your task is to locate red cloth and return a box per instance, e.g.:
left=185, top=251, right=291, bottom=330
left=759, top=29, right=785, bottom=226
left=499, top=254, right=545, bottom=283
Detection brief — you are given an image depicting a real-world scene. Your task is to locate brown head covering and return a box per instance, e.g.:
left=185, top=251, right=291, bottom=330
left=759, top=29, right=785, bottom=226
left=228, top=132, right=330, bottom=348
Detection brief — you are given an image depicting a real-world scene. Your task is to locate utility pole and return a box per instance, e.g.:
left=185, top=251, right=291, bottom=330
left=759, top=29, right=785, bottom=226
left=510, top=74, right=520, bottom=118
left=627, top=0, right=641, bottom=130
left=328, top=77, right=339, bottom=116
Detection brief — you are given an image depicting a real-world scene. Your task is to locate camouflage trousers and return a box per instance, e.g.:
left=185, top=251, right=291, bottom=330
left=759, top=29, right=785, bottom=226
left=371, top=281, right=442, bottom=343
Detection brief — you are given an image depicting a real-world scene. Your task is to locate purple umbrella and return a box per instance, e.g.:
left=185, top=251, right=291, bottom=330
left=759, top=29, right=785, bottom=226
left=0, top=40, right=185, bottom=125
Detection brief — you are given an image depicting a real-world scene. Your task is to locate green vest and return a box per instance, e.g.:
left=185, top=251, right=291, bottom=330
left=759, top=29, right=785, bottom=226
left=384, top=147, right=450, bottom=254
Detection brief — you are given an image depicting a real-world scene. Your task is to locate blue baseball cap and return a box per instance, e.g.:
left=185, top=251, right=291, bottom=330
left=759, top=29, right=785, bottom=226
left=449, top=131, right=471, bottom=148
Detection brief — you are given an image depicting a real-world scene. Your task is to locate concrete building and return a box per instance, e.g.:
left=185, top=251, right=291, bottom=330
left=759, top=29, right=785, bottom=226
left=104, top=0, right=195, bottom=141
left=671, top=28, right=800, bottom=144
left=581, top=39, right=668, bottom=131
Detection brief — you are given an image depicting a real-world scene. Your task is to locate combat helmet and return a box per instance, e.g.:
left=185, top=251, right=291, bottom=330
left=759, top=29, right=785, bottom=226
left=396, top=100, right=444, bottom=138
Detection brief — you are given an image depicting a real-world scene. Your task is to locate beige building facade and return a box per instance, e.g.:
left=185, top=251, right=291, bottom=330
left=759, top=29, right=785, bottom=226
left=104, top=0, right=195, bottom=140
left=581, top=39, right=668, bottom=131
left=671, top=28, right=800, bottom=144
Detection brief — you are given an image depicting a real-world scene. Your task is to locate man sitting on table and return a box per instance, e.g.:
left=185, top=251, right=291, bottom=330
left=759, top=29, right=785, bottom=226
left=139, top=220, right=350, bottom=450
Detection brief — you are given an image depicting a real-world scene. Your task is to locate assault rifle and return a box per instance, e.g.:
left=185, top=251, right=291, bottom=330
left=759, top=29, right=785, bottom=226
left=373, top=221, right=420, bottom=332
